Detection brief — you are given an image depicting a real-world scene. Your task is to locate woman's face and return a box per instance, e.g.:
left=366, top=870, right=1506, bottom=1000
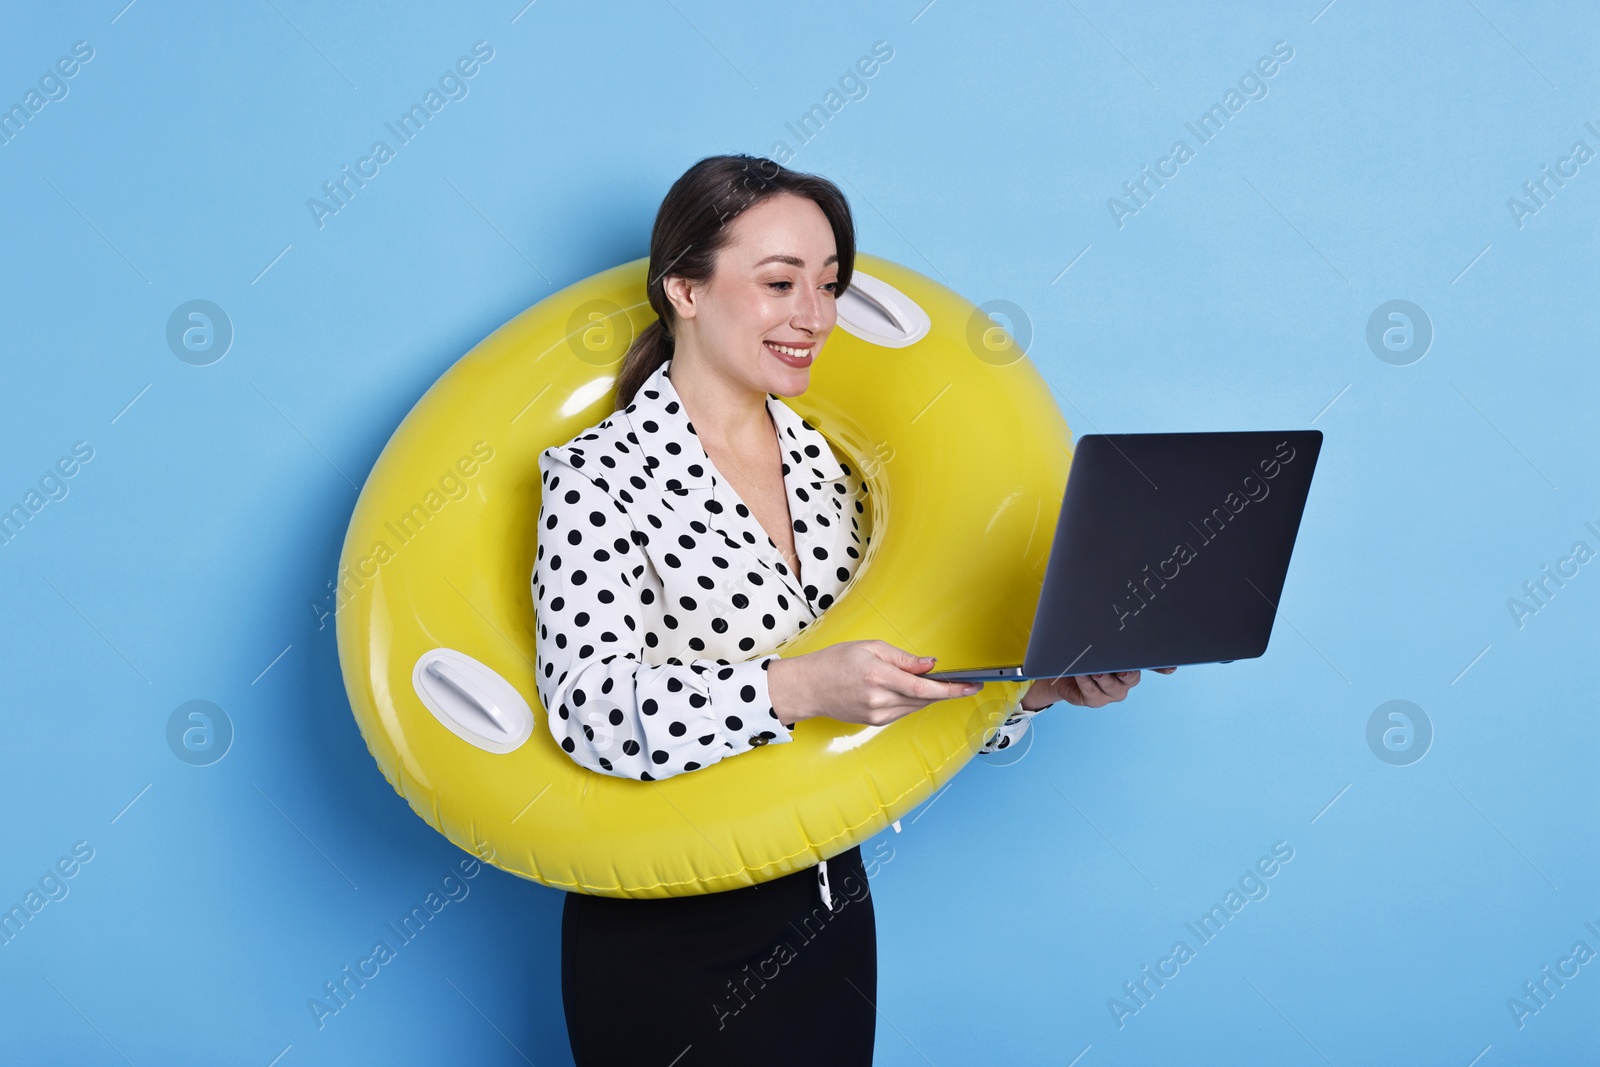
left=667, top=191, right=840, bottom=397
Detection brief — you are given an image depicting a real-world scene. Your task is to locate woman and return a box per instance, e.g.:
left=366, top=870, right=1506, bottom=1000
left=534, top=154, right=1164, bottom=1066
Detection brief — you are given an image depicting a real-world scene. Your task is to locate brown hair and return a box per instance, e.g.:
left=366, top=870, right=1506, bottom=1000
left=612, top=154, right=856, bottom=410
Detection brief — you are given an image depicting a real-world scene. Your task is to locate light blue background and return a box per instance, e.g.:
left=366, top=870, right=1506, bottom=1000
left=2, top=0, right=1596, bottom=1063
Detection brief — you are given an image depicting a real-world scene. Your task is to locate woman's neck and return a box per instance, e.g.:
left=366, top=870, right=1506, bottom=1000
left=667, top=351, right=773, bottom=456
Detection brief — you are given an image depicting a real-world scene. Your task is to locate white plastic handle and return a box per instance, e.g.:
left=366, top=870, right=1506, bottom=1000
left=850, top=286, right=906, bottom=332
left=834, top=269, right=931, bottom=348
left=426, top=659, right=509, bottom=735
left=411, top=648, right=534, bottom=755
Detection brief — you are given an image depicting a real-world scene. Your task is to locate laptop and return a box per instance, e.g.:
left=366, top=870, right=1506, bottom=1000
left=926, top=429, right=1323, bottom=681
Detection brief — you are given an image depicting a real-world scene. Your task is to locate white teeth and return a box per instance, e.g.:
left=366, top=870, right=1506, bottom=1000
left=767, top=342, right=809, bottom=357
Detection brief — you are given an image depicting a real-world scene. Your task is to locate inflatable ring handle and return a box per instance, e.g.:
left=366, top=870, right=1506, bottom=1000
left=425, top=659, right=510, bottom=736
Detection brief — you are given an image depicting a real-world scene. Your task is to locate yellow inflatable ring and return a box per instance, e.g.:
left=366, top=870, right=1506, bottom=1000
left=336, top=253, right=1072, bottom=898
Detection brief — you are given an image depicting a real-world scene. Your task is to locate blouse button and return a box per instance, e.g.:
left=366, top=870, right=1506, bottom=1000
left=750, top=736, right=768, bottom=747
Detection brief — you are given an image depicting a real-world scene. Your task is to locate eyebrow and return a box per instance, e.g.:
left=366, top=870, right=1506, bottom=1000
left=754, top=253, right=838, bottom=268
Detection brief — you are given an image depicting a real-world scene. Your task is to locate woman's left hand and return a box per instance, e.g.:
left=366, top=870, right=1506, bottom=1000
left=1021, top=667, right=1177, bottom=710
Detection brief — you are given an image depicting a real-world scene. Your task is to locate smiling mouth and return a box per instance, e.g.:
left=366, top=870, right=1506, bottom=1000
left=765, top=340, right=813, bottom=364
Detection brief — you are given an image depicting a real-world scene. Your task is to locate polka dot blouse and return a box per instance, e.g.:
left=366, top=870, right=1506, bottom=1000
left=531, top=357, right=1040, bottom=785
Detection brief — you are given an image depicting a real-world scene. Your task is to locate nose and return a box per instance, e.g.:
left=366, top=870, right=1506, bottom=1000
left=791, top=280, right=829, bottom=334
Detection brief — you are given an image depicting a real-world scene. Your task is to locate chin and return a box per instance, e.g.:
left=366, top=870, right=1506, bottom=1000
left=763, top=363, right=813, bottom=397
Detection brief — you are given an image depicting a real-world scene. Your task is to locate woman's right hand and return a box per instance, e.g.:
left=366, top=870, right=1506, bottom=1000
left=766, top=641, right=983, bottom=729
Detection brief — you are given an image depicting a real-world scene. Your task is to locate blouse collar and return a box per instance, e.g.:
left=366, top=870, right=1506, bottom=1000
left=620, top=357, right=853, bottom=611
left=621, top=357, right=850, bottom=495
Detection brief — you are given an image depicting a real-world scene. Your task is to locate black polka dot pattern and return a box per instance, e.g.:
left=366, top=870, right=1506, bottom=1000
left=978, top=708, right=1034, bottom=752
left=531, top=357, right=882, bottom=781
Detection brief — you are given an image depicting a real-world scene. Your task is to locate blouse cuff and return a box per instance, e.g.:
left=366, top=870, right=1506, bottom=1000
left=704, top=652, right=791, bottom=757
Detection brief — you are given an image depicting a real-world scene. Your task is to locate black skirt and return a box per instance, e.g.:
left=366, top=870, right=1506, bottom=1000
left=561, top=843, right=877, bottom=1066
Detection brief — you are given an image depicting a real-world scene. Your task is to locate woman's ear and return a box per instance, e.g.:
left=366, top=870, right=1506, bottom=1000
left=663, top=275, right=700, bottom=323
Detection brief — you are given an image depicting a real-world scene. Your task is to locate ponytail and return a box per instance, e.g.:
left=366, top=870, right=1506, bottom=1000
left=613, top=319, right=673, bottom=411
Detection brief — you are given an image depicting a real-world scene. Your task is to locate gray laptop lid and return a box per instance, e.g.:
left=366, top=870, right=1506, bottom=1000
left=930, top=429, right=1322, bottom=680
left=934, top=428, right=1318, bottom=681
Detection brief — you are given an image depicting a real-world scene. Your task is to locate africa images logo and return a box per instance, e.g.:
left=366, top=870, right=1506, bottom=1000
left=306, top=42, right=495, bottom=230
left=1111, top=439, right=1298, bottom=631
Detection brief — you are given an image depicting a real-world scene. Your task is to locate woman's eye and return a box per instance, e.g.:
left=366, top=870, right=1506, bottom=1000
left=767, top=279, right=837, bottom=294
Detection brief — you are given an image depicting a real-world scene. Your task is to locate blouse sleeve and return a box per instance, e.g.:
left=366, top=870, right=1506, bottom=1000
left=977, top=700, right=1040, bottom=753
left=533, top=446, right=792, bottom=782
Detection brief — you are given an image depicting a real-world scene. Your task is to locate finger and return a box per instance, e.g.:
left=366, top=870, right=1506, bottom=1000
left=1090, top=673, right=1131, bottom=704
left=1061, top=676, right=1101, bottom=707
left=880, top=642, right=940, bottom=673
left=1105, top=672, right=1137, bottom=702
left=1094, top=673, right=1130, bottom=702
left=878, top=666, right=981, bottom=704
left=1077, top=673, right=1112, bottom=699
left=1156, top=667, right=1178, bottom=674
